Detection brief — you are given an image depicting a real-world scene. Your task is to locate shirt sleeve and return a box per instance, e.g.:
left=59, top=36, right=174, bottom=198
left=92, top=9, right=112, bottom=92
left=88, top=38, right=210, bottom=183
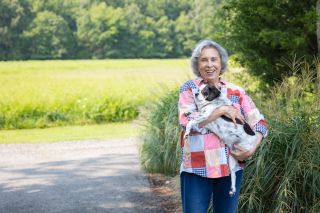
left=239, top=91, right=268, bottom=138
left=178, top=81, right=204, bottom=133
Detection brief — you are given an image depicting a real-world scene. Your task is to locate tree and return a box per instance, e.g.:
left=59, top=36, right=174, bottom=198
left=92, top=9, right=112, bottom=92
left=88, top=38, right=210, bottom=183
left=175, top=11, right=200, bottom=55
left=224, top=0, right=317, bottom=84
left=23, top=11, right=76, bottom=59
left=317, top=0, right=320, bottom=54
left=174, top=0, right=226, bottom=56
left=317, top=0, right=320, bottom=99
left=76, top=2, right=126, bottom=58
left=28, top=0, right=82, bottom=31
left=115, top=3, right=144, bottom=58
left=0, top=0, right=32, bottom=60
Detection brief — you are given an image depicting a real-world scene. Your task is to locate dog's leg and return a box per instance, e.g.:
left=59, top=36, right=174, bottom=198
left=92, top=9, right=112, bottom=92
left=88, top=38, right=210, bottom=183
left=184, top=121, right=194, bottom=140
left=184, top=119, right=200, bottom=139
left=184, top=114, right=208, bottom=139
left=229, top=156, right=238, bottom=197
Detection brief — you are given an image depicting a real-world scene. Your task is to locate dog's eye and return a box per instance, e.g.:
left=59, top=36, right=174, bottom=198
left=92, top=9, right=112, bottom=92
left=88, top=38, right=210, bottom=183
left=203, top=91, right=208, bottom=96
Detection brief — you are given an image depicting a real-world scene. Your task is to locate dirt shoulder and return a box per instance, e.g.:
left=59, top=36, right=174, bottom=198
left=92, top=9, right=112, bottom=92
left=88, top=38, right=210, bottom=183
left=147, top=173, right=182, bottom=213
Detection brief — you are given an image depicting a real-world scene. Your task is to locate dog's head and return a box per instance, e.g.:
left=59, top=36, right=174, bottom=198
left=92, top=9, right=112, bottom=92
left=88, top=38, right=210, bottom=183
left=196, top=84, right=221, bottom=102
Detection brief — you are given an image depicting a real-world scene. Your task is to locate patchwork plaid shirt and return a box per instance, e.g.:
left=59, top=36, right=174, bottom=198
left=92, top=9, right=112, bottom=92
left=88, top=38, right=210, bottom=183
left=178, top=77, right=268, bottom=178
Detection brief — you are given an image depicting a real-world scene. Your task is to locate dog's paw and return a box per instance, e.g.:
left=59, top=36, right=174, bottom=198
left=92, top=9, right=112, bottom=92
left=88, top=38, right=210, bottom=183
left=183, top=134, right=189, bottom=141
left=229, top=189, right=236, bottom=197
left=183, top=132, right=190, bottom=140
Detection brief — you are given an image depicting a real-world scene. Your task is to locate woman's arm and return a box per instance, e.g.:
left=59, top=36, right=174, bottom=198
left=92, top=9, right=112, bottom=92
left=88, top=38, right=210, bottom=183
left=199, top=105, right=245, bottom=128
left=179, top=81, right=203, bottom=132
left=230, top=132, right=263, bottom=161
left=229, top=90, right=268, bottom=161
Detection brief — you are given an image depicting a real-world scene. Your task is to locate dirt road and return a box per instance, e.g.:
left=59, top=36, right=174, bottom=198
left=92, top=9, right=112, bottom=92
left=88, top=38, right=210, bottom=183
left=0, top=138, right=167, bottom=213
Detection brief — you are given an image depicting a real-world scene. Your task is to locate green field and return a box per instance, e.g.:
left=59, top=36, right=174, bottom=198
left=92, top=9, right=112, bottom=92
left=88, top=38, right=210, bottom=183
left=0, top=58, right=260, bottom=143
left=0, top=59, right=191, bottom=130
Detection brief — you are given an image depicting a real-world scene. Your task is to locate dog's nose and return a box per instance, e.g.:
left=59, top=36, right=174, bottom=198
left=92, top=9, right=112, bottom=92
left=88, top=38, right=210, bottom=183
left=195, top=93, right=199, bottom=97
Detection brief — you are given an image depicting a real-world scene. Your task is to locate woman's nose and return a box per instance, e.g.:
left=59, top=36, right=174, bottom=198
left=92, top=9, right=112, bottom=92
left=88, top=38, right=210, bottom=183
left=207, top=60, right=213, bottom=67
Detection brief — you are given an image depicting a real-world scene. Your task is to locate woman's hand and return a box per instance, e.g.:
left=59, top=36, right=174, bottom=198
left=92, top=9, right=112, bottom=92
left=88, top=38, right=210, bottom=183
left=230, top=132, right=263, bottom=161
left=220, top=105, right=245, bottom=127
left=199, top=105, right=244, bottom=128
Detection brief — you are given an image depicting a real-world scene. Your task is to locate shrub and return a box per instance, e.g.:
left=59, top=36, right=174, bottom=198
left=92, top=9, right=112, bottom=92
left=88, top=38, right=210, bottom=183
left=87, top=97, right=139, bottom=123
left=0, top=97, right=140, bottom=130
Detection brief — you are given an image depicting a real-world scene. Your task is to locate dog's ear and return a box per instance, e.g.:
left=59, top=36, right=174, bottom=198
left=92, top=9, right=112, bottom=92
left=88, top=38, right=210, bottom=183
left=201, top=85, right=210, bottom=97
left=206, top=85, right=221, bottom=101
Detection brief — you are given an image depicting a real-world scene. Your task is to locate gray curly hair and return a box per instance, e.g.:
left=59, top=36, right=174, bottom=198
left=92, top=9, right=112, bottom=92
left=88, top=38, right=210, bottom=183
left=191, top=40, right=228, bottom=77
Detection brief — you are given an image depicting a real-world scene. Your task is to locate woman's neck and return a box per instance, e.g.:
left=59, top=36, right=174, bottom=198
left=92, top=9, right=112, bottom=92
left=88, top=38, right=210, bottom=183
left=207, top=79, right=221, bottom=88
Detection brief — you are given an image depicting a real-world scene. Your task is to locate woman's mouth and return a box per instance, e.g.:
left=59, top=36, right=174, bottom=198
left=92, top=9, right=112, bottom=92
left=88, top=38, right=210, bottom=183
left=206, top=69, right=216, bottom=74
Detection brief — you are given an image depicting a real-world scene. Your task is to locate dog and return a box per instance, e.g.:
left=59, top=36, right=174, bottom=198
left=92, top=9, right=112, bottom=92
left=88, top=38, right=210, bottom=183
left=184, top=84, right=258, bottom=196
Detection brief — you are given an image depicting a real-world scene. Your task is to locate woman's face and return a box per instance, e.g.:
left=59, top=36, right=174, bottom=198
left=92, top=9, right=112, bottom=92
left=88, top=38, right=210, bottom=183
left=198, top=47, right=222, bottom=84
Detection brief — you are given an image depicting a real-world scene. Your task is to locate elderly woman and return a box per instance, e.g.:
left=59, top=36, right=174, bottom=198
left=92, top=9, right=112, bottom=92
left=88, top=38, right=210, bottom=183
left=178, top=40, right=268, bottom=213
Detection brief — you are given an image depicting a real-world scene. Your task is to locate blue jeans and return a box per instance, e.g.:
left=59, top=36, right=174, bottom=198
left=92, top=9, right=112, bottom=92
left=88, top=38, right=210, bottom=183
left=180, top=170, right=243, bottom=213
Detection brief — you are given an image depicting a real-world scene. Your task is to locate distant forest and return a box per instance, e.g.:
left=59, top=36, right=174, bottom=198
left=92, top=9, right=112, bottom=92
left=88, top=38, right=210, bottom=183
left=0, top=0, right=228, bottom=60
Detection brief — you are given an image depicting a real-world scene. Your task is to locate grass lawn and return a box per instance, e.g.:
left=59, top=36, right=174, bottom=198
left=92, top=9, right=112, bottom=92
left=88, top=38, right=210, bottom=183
left=0, top=122, right=139, bottom=144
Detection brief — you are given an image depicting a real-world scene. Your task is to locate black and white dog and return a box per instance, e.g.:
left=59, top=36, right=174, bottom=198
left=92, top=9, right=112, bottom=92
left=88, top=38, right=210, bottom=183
left=184, top=84, right=258, bottom=196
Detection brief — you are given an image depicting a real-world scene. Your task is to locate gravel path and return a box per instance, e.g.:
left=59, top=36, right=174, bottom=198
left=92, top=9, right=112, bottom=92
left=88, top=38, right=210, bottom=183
left=0, top=138, right=165, bottom=213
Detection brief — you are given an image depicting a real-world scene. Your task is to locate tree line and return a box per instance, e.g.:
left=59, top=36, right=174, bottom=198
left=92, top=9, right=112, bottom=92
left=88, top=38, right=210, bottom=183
left=0, top=0, right=318, bottom=84
left=0, top=0, right=225, bottom=60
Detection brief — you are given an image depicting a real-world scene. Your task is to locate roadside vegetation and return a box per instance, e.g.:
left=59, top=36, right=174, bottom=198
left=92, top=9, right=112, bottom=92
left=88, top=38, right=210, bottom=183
left=238, top=59, right=320, bottom=212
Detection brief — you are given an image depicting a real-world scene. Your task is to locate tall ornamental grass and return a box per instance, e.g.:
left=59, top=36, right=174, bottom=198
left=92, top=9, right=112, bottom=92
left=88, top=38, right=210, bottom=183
left=238, top=59, right=320, bottom=213
left=139, top=88, right=181, bottom=176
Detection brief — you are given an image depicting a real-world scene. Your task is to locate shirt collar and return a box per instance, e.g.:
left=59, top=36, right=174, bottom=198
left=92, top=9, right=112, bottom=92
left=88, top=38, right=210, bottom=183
left=195, top=76, right=227, bottom=86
